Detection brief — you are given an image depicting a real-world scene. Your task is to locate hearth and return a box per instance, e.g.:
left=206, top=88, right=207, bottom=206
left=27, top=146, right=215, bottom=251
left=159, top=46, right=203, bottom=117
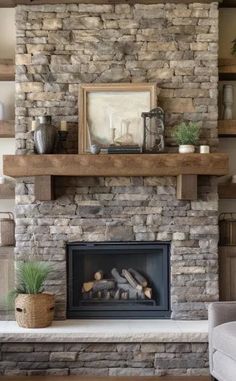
left=67, top=241, right=170, bottom=319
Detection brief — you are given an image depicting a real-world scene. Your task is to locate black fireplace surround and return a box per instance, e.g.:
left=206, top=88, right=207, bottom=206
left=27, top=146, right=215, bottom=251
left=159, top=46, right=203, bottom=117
left=67, top=241, right=171, bottom=319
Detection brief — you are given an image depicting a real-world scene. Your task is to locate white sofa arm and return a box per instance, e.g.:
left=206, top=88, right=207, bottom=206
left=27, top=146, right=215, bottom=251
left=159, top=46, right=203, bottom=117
left=209, top=302, right=236, bottom=374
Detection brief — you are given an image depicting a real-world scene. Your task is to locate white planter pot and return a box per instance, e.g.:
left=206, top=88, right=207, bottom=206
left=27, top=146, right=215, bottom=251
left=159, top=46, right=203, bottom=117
left=179, top=145, right=195, bottom=154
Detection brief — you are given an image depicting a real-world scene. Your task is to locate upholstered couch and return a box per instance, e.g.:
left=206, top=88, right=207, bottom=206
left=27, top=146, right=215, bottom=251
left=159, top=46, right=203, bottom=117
left=209, top=302, right=236, bottom=381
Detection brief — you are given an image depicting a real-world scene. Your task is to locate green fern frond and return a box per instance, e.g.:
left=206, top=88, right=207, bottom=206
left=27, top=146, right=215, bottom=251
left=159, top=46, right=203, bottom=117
left=8, top=261, right=52, bottom=306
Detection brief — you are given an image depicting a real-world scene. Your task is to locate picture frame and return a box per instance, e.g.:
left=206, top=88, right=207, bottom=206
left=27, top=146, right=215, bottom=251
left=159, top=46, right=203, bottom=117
left=78, top=83, right=157, bottom=154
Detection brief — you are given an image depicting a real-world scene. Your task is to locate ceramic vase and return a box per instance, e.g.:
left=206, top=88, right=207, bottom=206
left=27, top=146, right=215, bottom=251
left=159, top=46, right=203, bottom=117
left=223, top=84, right=234, bottom=120
left=34, top=116, right=57, bottom=154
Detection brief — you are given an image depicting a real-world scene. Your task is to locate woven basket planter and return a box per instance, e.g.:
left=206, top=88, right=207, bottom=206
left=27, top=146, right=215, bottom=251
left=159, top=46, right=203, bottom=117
left=15, top=293, right=55, bottom=328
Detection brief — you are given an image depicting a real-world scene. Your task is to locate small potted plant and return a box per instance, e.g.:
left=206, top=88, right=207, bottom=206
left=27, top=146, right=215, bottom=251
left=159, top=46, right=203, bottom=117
left=9, top=261, right=55, bottom=328
left=172, top=121, right=200, bottom=153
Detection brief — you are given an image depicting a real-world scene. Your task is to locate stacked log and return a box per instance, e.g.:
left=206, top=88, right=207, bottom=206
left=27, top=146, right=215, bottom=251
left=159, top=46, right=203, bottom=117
left=82, top=268, right=153, bottom=301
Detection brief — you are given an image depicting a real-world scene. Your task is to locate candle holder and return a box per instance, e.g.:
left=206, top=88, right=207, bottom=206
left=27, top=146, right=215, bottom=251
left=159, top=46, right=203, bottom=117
left=57, top=130, right=68, bottom=154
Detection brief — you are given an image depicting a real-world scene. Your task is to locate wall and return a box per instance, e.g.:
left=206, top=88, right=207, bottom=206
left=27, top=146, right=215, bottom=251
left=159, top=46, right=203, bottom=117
left=14, top=2, right=220, bottom=322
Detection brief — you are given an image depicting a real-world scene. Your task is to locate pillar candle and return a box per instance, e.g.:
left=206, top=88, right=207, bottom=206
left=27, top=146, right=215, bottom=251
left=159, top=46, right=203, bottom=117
left=61, top=121, right=67, bottom=131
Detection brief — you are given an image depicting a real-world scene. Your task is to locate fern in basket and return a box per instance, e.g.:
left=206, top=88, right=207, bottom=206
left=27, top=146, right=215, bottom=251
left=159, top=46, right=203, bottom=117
left=172, top=121, right=200, bottom=146
left=8, top=261, right=52, bottom=304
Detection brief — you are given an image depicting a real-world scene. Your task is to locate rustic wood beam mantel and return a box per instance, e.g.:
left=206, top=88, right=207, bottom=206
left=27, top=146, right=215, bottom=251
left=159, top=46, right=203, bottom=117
left=3, top=153, right=228, bottom=201
left=3, top=154, right=228, bottom=178
left=0, top=0, right=221, bottom=7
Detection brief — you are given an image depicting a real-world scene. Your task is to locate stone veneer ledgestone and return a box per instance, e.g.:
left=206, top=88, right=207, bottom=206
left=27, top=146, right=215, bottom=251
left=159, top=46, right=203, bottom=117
left=15, top=175, right=219, bottom=320
left=0, top=342, right=209, bottom=376
left=14, top=2, right=219, bottom=321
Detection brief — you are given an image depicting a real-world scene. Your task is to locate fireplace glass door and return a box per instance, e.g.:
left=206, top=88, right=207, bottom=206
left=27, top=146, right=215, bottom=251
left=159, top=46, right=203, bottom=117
left=67, top=241, right=170, bottom=319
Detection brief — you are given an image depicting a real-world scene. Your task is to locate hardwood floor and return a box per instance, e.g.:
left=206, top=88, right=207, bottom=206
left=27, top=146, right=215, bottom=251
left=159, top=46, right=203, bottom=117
left=0, top=377, right=210, bottom=381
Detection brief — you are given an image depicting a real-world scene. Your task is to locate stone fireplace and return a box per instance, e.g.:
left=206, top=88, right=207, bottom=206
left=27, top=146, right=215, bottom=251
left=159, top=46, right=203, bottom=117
left=15, top=1, right=219, bottom=322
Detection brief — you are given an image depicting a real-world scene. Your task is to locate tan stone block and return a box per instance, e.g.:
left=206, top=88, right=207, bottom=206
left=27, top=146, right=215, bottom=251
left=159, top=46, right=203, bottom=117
left=190, top=42, right=208, bottom=51
left=16, top=54, right=31, bottom=65
left=148, top=68, right=173, bottom=80
left=160, top=98, right=195, bottom=113
left=42, top=18, right=62, bottom=30
left=148, top=42, right=177, bottom=51
left=79, top=4, right=113, bottom=13
left=115, top=4, right=131, bottom=14
left=26, top=44, right=55, bottom=54
left=16, top=82, right=43, bottom=93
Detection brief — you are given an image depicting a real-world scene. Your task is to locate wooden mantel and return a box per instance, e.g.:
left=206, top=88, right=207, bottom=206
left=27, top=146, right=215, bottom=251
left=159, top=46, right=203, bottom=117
left=3, top=153, right=228, bottom=178
left=0, top=0, right=221, bottom=6
left=3, top=153, right=228, bottom=202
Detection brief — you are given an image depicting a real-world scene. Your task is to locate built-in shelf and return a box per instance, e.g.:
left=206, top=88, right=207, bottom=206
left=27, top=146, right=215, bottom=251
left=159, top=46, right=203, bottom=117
left=218, top=120, right=236, bottom=137
left=0, top=183, right=15, bottom=199
left=3, top=153, right=229, bottom=202
left=220, top=0, right=236, bottom=7
left=0, top=59, right=14, bottom=81
left=219, top=182, right=236, bottom=199
left=219, top=59, right=236, bottom=80
left=0, top=121, right=15, bottom=138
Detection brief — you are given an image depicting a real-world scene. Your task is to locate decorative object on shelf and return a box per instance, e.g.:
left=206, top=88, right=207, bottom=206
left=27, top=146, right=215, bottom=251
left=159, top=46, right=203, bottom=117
left=31, top=119, right=37, bottom=132
left=90, top=144, right=101, bottom=154
left=223, top=84, right=234, bottom=120
left=172, top=121, right=200, bottom=154
left=200, top=145, right=210, bottom=154
left=232, top=175, right=236, bottom=183
left=79, top=83, right=156, bottom=154
left=56, top=121, right=68, bottom=153
left=102, top=145, right=142, bottom=154
left=141, top=107, right=165, bottom=153
left=219, top=213, right=236, bottom=246
left=60, top=120, right=67, bottom=132
left=8, top=261, right=54, bottom=328
left=34, top=116, right=57, bottom=154
left=0, top=101, right=4, bottom=121
left=0, top=176, right=5, bottom=184
left=0, top=212, right=15, bottom=247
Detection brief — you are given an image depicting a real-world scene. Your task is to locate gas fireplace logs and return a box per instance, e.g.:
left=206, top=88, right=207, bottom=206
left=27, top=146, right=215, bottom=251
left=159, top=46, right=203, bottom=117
left=82, top=268, right=153, bottom=301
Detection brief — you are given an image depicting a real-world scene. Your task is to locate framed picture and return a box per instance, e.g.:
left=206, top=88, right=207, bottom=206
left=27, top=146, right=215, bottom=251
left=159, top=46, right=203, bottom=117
left=78, top=83, right=157, bottom=154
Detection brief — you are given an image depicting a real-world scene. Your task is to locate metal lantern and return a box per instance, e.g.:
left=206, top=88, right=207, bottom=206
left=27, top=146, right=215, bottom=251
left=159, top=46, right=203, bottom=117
left=141, top=107, right=165, bottom=153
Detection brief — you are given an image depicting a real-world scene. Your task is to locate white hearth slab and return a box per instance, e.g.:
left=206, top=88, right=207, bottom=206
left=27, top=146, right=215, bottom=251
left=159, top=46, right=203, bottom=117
left=0, top=319, right=208, bottom=343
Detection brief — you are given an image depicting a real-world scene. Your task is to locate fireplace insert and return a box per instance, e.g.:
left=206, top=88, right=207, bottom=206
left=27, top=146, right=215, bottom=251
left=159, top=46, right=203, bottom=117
left=67, top=241, right=170, bottom=319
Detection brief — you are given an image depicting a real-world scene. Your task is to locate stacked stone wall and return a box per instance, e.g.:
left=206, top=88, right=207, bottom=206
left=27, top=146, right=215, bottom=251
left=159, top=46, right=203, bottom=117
left=15, top=2, right=219, bottom=153
left=0, top=342, right=209, bottom=376
left=14, top=2, right=219, bottom=321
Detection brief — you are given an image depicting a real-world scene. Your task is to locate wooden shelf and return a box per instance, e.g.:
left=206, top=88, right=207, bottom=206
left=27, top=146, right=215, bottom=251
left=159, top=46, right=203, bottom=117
left=0, top=121, right=15, bottom=138
left=0, top=60, right=14, bottom=81
left=219, top=182, right=236, bottom=199
left=0, top=0, right=219, bottom=6
left=218, top=120, right=236, bottom=137
left=219, top=59, right=236, bottom=80
left=0, top=183, right=15, bottom=199
left=3, top=153, right=229, bottom=178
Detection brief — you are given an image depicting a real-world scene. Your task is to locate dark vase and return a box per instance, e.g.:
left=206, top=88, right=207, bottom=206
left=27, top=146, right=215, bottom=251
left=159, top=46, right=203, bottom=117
left=34, top=116, right=57, bottom=154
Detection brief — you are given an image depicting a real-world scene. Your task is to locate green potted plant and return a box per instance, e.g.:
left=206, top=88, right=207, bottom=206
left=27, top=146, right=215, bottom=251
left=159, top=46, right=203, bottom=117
left=9, top=261, right=55, bottom=328
left=172, top=121, right=200, bottom=153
